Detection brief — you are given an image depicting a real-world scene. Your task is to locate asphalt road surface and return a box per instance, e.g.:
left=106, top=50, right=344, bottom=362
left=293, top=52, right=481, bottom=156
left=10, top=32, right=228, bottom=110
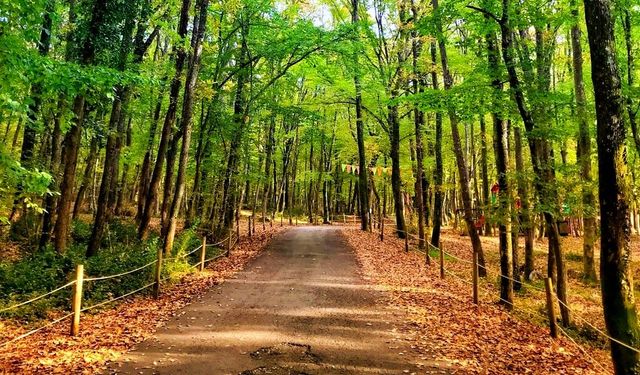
left=108, top=226, right=430, bottom=374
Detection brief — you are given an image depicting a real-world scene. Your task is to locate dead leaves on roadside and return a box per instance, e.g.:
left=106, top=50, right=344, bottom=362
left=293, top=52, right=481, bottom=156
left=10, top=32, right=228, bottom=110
left=0, top=227, right=286, bottom=374
left=341, top=227, right=612, bottom=374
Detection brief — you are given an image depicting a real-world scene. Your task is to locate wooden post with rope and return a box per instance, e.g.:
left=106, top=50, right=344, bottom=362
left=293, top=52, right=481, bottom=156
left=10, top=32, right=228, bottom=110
left=439, top=242, right=445, bottom=279
left=473, top=251, right=479, bottom=305
left=199, top=236, right=207, bottom=272
left=404, top=230, right=409, bottom=253
left=70, top=264, right=84, bottom=336
left=153, top=247, right=162, bottom=299
left=226, top=227, right=232, bottom=257
left=545, top=278, right=558, bottom=338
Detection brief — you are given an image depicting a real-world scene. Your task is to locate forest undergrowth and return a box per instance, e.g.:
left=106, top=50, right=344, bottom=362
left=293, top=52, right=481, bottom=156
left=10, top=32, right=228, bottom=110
left=0, top=223, right=285, bottom=374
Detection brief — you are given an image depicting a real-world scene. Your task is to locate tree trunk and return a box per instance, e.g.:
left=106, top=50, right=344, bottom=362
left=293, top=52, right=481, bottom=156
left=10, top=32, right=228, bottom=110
left=164, top=0, right=209, bottom=255
left=352, top=0, right=369, bottom=232
left=434, top=0, right=486, bottom=274
left=583, top=0, right=640, bottom=370
left=53, top=96, right=85, bottom=252
left=430, top=41, right=444, bottom=248
left=486, top=29, right=513, bottom=305
left=138, top=0, right=191, bottom=239
left=499, top=4, right=570, bottom=324
left=39, top=103, right=64, bottom=249
left=514, top=126, right=534, bottom=280
left=73, top=134, right=99, bottom=219
left=389, top=101, right=406, bottom=237
left=480, top=115, right=491, bottom=236
left=570, top=0, right=597, bottom=281
left=136, top=93, right=163, bottom=221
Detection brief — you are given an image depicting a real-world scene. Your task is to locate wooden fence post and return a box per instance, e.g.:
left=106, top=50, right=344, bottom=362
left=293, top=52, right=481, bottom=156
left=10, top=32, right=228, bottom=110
left=545, top=278, right=558, bottom=338
left=226, top=227, right=232, bottom=257
left=473, top=251, right=479, bottom=305
left=153, top=247, right=162, bottom=298
left=199, top=236, right=207, bottom=272
left=236, top=215, right=240, bottom=238
left=439, top=242, right=445, bottom=279
left=70, top=264, right=84, bottom=336
left=343, top=213, right=346, bottom=224
left=280, top=214, right=283, bottom=227
left=380, top=218, right=384, bottom=241
left=404, top=231, right=409, bottom=253
left=248, top=216, right=252, bottom=237
left=368, top=212, right=372, bottom=233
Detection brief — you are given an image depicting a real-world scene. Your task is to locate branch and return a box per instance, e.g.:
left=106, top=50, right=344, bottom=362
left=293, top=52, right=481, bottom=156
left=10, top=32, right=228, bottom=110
left=466, top=5, right=502, bottom=24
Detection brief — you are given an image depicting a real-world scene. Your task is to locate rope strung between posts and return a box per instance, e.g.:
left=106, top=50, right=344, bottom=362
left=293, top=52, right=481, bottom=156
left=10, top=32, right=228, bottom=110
left=443, top=263, right=610, bottom=371
left=557, top=324, right=611, bottom=373
left=554, top=295, right=640, bottom=354
left=0, top=312, right=73, bottom=348
left=427, top=236, right=640, bottom=359
left=81, top=282, right=156, bottom=313
left=0, top=281, right=75, bottom=313
left=84, top=260, right=158, bottom=282
left=0, top=225, right=247, bottom=348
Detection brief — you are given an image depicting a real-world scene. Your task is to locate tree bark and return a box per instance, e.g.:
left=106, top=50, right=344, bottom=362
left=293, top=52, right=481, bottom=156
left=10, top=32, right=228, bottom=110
left=486, top=29, right=513, bottom=305
left=164, top=0, right=209, bottom=255
left=430, top=41, right=444, bottom=249
left=583, top=0, right=640, bottom=370
left=434, top=0, right=486, bottom=274
left=352, top=0, right=370, bottom=232
left=138, top=0, right=191, bottom=239
left=570, top=0, right=597, bottom=281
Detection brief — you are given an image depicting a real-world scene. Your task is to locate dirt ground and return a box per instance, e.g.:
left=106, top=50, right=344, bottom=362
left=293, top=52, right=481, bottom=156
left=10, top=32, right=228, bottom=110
left=108, top=226, right=441, bottom=374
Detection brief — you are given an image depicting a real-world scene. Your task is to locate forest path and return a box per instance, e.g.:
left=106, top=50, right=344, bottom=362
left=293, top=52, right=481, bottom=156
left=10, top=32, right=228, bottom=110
left=108, top=226, right=435, bottom=374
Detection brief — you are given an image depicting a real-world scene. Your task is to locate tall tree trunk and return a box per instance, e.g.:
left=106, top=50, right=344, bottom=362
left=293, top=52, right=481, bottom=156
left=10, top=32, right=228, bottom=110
left=73, top=134, right=99, bottom=219
left=262, top=115, right=275, bottom=229
left=220, top=19, right=249, bottom=230
left=164, top=0, right=209, bottom=255
left=136, top=93, right=163, bottom=221
left=39, top=104, right=64, bottom=249
left=570, top=0, right=597, bottom=281
left=389, top=101, right=406, bottom=237
left=623, top=10, right=640, bottom=156
left=583, top=0, right=640, bottom=370
left=352, top=0, right=370, bottom=231
left=486, top=29, right=513, bottom=305
left=514, top=126, right=534, bottom=280
left=498, top=0, right=570, bottom=324
left=13, top=0, right=53, bottom=211
left=479, top=115, right=491, bottom=236
left=411, top=0, right=426, bottom=251
left=433, top=0, right=486, bottom=274
left=138, top=0, right=191, bottom=239
left=53, top=96, right=85, bottom=252
left=430, top=42, right=444, bottom=248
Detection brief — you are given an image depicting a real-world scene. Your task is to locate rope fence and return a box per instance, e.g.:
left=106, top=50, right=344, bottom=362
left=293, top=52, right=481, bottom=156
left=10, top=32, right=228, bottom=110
left=364, top=213, right=634, bottom=369
left=0, top=229, right=242, bottom=348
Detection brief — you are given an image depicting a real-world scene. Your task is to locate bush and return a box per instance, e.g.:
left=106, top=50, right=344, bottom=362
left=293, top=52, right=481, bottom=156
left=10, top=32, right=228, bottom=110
left=0, top=226, right=207, bottom=320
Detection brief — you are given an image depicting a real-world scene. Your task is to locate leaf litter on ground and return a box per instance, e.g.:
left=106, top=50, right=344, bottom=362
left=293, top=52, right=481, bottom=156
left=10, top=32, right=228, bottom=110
left=341, top=226, right=613, bottom=374
left=0, top=226, right=286, bottom=374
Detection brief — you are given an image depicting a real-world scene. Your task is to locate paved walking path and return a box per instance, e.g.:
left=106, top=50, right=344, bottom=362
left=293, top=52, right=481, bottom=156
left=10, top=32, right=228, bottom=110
left=109, top=226, right=430, bottom=374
